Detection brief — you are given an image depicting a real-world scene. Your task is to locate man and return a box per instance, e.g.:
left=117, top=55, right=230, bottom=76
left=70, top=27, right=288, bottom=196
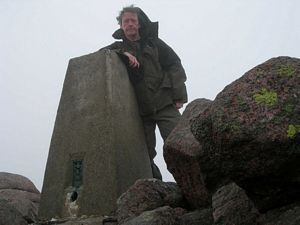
left=104, top=6, right=187, bottom=179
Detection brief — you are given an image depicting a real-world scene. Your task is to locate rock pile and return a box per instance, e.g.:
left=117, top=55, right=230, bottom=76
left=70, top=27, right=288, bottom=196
left=164, top=56, right=300, bottom=224
left=115, top=179, right=213, bottom=225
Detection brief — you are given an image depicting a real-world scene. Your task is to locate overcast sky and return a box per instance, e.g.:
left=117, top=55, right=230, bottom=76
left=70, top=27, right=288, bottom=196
left=1, top=0, right=299, bottom=191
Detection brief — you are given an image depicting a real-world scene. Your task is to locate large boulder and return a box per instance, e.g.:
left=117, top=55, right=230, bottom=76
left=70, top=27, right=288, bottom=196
left=0, top=199, right=27, bottom=225
left=164, top=98, right=212, bottom=208
left=0, top=172, right=39, bottom=193
left=0, top=172, right=40, bottom=223
left=116, top=179, right=187, bottom=224
left=191, top=56, right=300, bottom=211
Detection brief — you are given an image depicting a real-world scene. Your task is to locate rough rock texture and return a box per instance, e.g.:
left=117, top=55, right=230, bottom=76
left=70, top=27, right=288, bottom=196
left=0, top=172, right=40, bottom=223
left=116, top=179, right=187, bottom=224
left=0, top=198, right=28, bottom=225
left=35, top=216, right=113, bottom=225
left=191, top=56, right=300, bottom=211
left=121, top=206, right=186, bottom=225
left=164, top=98, right=212, bottom=208
left=0, top=172, right=39, bottom=193
left=179, top=208, right=213, bottom=225
left=260, top=201, right=300, bottom=225
left=212, top=182, right=260, bottom=225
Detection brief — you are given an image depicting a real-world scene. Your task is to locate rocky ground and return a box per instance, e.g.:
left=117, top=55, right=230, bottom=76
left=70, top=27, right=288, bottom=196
left=1, top=56, right=299, bottom=225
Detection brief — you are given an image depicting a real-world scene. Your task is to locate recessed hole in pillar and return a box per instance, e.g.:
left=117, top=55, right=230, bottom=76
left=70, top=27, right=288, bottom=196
left=70, top=191, right=78, bottom=202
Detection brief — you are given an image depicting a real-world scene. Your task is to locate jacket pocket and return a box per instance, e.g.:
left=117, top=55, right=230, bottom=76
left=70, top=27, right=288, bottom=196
left=161, top=72, right=172, bottom=88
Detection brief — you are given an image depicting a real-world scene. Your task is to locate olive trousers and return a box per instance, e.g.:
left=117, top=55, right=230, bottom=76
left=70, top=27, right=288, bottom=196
left=142, top=104, right=181, bottom=180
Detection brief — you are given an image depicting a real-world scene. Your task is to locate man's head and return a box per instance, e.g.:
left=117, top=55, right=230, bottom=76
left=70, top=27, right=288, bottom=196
left=117, top=6, right=140, bottom=41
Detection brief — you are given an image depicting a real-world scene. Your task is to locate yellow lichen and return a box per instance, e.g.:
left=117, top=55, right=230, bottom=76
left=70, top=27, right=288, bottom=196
left=278, top=64, right=296, bottom=77
left=287, top=124, right=300, bottom=138
left=287, top=124, right=300, bottom=139
left=253, top=88, right=278, bottom=106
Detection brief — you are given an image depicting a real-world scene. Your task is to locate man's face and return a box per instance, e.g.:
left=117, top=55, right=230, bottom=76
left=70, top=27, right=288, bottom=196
left=121, top=12, right=140, bottom=40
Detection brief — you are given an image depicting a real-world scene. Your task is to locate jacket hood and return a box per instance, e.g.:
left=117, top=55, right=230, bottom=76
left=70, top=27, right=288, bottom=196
left=112, top=7, right=158, bottom=40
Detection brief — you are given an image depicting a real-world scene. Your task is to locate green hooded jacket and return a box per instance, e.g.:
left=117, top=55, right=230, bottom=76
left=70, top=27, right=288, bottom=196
left=103, top=8, right=187, bottom=116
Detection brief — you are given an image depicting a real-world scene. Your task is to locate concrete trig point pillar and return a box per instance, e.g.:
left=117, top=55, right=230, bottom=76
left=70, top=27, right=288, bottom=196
left=39, top=50, right=152, bottom=220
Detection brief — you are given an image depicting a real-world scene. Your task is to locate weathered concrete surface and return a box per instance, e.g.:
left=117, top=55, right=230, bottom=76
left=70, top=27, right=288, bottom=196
left=39, top=50, right=152, bottom=220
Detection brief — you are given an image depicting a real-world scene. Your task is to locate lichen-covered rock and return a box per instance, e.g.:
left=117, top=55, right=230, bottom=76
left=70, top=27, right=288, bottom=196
left=0, top=199, right=27, bottom=225
left=164, top=99, right=211, bottom=208
left=121, top=206, right=186, bottom=225
left=212, top=182, right=260, bottom=225
left=116, top=179, right=187, bottom=224
left=191, top=57, right=300, bottom=211
left=0, top=172, right=40, bottom=223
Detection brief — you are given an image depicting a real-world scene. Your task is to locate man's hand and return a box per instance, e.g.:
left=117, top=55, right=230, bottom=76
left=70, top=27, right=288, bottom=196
left=175, top=102, right=184, bottom=109
left=124, top=52, right=140, bottom=68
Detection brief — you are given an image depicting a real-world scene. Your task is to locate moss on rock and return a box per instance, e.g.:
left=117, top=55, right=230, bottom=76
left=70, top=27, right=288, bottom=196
left=287, top=124, right=300, bottom=139
left=278, top=64, right=296, bottom=77
left=253, top=88, right=278, bottom=106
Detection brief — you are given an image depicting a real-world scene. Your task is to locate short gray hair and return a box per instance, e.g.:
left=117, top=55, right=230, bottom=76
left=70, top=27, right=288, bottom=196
left=116, top=5, right=140, bottom=25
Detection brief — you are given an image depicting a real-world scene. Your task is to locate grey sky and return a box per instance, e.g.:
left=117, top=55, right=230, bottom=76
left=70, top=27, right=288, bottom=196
left=1, top=0, right=299, bottom=191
